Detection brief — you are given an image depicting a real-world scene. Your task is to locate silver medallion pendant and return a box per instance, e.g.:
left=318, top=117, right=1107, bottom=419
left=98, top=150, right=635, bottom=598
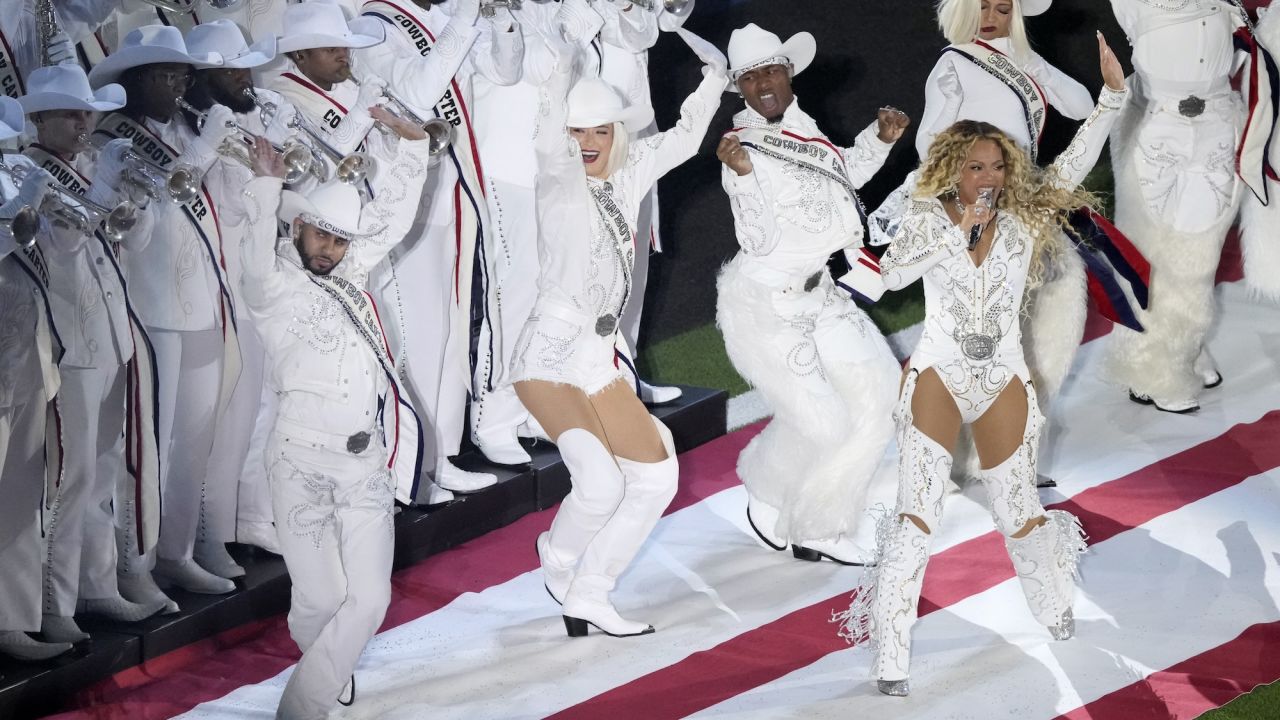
left=960, top=333, right=996, bottom=361
left=595, top=314, right=617, bottom=337
left=347, top=431, right=371, bottom=454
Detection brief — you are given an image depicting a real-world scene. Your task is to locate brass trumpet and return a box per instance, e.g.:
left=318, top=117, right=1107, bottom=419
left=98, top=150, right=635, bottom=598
left=1, top=206, right=41, bottom=250
left=283, top=112, right=374, bottom=188
left=87, top=133, right=201, bottom=205
left=138, top=0, right=244, bottom=15
left=0, top=160, right=139, bottom=242
left=177, top=98, right=317, bottom=186
left=244, top=90, right=330, bottom=183
left=352, top=77, right=454, bottom=159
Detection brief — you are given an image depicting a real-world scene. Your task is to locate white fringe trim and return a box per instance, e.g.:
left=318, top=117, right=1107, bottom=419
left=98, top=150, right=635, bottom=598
left=831, top=503, right=893, bottom=648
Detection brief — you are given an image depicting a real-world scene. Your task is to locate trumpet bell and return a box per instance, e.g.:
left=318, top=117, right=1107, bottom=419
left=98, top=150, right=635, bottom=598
left=166, top=166, right=202, bottom=205
left=101, top=202, right=140, bottom=242
left=281, top=143, right=316, bottom=185
left=663, top=0, right=693, bottom=16
left=4, top=206, right=41, bottom=249
left=335, top=153, right=372, bottom=186
left=423, top=118, right=454, bottom=158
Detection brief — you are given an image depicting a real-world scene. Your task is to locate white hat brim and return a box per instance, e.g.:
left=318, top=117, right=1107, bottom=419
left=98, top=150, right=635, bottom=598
left=727, top=31, right=816, bottom=90
left=567, top=105, right=655, bottom=134
left=19, top=84, right=126, bottom=114
left=221, top=36, right=278, bottom=69
left=0, top=97, right=27, bottom=140
left=88, top=47, right=221, bottom=88
left=278, top=189, right=377, bottom=238
left=278, top=17, right=385, bottom=53
left=1022, top=0, right=1052, bottom=16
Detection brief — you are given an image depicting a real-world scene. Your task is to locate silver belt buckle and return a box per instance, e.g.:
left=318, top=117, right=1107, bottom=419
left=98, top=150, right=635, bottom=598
left=960, top=333, right=996, bottom=361
left=1177, top=95, right=1205, bottom=118
left=594, top=313, right=617, bottom=337
left=346, top=431, right=371, bottom=454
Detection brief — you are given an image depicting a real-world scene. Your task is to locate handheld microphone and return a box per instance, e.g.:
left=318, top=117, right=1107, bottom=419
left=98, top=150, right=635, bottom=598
left=968, top=187, right=994, bottom=251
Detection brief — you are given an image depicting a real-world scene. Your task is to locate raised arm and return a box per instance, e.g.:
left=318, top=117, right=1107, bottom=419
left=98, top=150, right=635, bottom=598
left=469, top=12, right=525, bottom=86
left=916, top=58, right=963, bottom=160
left=597, top=0, right=659, bottom=52
left=1047, top=35, right=1130, bottom=190
left=238, top=174, right=293, bottom=314
left=358, top=0, right=481, bottom=118
left=841, top=122, right=897, bottom=189
left=346, top=136, right=436, bottom=273
left=1024, top=52, right=1094, bottom=121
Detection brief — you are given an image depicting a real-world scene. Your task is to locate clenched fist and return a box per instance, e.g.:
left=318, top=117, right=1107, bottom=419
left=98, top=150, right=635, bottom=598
left=717, top=134, right=752, bottom=176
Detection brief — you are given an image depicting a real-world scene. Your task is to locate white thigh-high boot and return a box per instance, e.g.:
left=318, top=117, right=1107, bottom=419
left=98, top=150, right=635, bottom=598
left=538, top=429, right=627, bottom=604
left=980, top=386, right=1086, bottom=639
left=836, top=373, right=949, bottom=697
left=562, top=418, right=678, bottom=638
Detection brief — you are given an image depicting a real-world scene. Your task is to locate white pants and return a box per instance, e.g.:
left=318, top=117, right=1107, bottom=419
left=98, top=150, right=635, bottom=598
left=43, top=364, right=127, bottom=616
left=268, top=427, right=395, bottom=720
left=149, top=328, right=224, bottom=564
left=203, top=320, right=271, bottom=543
left=717, top=257, right=899, bottom=542
left=0, top=396, right=47, bottom=631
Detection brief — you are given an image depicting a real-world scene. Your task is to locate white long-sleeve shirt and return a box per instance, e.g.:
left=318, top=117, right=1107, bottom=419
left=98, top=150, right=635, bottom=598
left=238, top=137, right=434, bottom=437
left=883, top=87, right=1127, bottom=372
left=916, top=36, right=1094, bottom=158
left=534, top=54, right=725, bottom=321
left=722, top=100, right=894, bottom=280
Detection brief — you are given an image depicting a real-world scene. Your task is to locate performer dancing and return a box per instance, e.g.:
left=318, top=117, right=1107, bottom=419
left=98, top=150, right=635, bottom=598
left=522, top=29, right=726, bottom=637
left=838, top=35, right=1126, bottom=697
left=715, top=23, right=907, bottom=565
left=237, top=113, right=433, bottom=717
left=1105, top=0, right=1248, bottom=413
left=872, top=0, right=1095, bottom=485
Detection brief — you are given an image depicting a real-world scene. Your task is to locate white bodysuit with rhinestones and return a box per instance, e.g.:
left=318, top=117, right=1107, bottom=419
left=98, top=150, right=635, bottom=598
left=881, top=87, right=1128, bottom=422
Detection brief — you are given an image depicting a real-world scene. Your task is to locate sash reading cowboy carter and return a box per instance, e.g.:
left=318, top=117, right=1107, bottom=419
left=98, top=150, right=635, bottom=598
left=26, top=145, right=163, bottom=556
left=943, top=40, right=1048, bottom=162
left=733, top=126, right=868, bottom=224
left=93, top=113, right=242, bottom=414
left=0, top=162, right=64, bottom=517
left=0, top=27, right=25, bottom=99
left=361, top=0, right=504, bottom=398
left=308, top=272, right=425, bottom=504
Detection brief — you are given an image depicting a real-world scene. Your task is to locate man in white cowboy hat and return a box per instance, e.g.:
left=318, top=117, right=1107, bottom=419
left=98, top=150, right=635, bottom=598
left=0, top=95, right=82, bottom=661
left=357, top=0, right=527, bottom=477
left=237, top=122, right=434, bottom=717
left=17, top=64, right=171, bottom=646
left=180, top=18, right=292, bottom=570
left=1105, top=0, right=1248, bottom=414
left=88, top=24, right=244, bottom=607
left=714, top=23, right=909, bottom=566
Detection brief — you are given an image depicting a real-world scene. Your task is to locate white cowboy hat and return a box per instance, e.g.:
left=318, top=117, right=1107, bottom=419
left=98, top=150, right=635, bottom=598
left=88, top=25, right=222, bottom=89
left=566, top=78, right=654, bottom=133
left=18, top=65, right=125, bottom=114
left=1022, top=0, right=1052, bottom=17
left=727, top=23, right=816, bottom=83
left=279, top=181, right=381, bottom=241
left=277, top=3, right=385, bottom=54
left=0, top=97, right=27, bottom=141
left=186, top=19, right=277, bottom=69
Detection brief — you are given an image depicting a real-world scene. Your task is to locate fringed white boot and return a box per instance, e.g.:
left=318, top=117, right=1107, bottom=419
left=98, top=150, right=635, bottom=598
left=1005, top=511, right=1087, bottom=640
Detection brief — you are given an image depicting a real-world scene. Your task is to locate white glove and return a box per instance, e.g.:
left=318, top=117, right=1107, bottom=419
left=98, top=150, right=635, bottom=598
left=677, top=27, right=727, bottom=79
left=558, top=0, right=605, bottom=46
left=91, top=138, right=132, bottom=188
left=263, top=100, right=299, bottom=146
left=453, top=0, right=480, bottom=25
left=190, top=103, right=239, bottom=156
left=46, top=30, right=78, bottom=66
left=14, top=167, right=54, bottom=210
left=356, top=75, right=388, bottom=112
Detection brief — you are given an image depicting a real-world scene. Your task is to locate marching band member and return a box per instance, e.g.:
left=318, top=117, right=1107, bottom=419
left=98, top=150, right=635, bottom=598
left=715, top=24, right=906, bottom=565
left=0, top=0, right=116, bottom=93
left=523, top=28, right=726, bottom=637
left=0, top=96, right=74, bottom=661
left=182, top=18, right=288, bottom=567
left=88, top=25, right=241, bottom=605
left=237, top=112, right=433, bottom=716
left=358, top=0, right=528, bottom=472
left=838, top=36, right=1126, bottom=696
left=19, top=65, right=168, bottom=643
left=1105, top=0, right=1248, bottom=413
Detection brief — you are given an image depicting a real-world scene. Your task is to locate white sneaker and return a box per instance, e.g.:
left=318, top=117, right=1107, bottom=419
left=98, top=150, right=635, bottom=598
left=422, top=480, right=455, bottom=507
left=434, top=459, right=497, bottom=494
left=638, top=380, right=682, bottom=406
left=154, top=558, right=236, bottom=595
left=40, top=615, right=89, bottom=644
left=77, top=594, right=167, bottom=622
left=194, top=541, right=246, bottom=579
left=0, top=631, right=72, bottom=661
left=236, top=521, right=282, bottom=555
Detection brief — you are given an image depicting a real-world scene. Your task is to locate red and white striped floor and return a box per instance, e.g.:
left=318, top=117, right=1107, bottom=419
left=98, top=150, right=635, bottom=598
left=49, top=279, right=1280, bottom=720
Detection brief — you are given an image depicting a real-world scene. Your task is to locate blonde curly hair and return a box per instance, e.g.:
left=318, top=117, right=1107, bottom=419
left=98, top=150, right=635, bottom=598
left=914, top=120, right=1098, bottom=289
